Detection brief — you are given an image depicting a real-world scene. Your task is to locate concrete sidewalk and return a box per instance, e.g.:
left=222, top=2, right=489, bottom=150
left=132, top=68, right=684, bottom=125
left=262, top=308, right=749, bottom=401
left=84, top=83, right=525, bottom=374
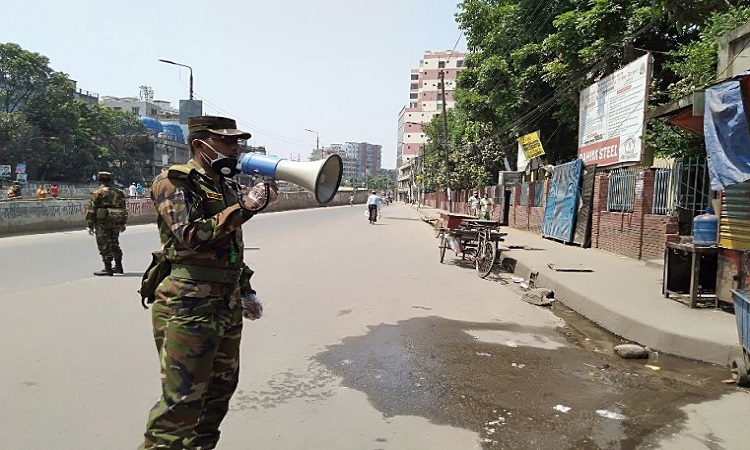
left=415, top=205, right=742, bottom=366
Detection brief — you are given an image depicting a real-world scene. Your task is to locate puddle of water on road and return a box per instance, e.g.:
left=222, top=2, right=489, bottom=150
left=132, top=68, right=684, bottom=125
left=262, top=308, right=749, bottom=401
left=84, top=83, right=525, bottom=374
left=315, top=315, right=732, bottom=449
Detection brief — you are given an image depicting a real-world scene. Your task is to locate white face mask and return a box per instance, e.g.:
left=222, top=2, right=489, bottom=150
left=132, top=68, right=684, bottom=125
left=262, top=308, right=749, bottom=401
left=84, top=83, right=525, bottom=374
left=198, top=139, right=239, bottom=177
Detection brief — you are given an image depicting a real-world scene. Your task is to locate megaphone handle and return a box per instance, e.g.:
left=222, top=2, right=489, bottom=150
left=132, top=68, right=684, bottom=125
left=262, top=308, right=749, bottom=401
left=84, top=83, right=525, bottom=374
left=238, top=180, right=271, bottom=215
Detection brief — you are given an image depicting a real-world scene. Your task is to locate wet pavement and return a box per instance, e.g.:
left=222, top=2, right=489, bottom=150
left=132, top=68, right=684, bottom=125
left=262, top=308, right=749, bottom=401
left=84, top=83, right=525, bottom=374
left=316, top=306, right=733, bottom=449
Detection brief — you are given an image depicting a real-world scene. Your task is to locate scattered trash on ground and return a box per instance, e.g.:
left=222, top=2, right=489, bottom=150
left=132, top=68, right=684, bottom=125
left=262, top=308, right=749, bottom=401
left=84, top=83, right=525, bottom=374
left=505, top=341, right=519, bottom=348
left=519, top=282, right=530, bottom=289
left=521, top=288, right=556, bottom=306
left=645, top=365, right=661, bottom=371
left=511, top=362, right=526, bottom=369
left=511, top=276, right=524, bottom=283
left=476, top=352, right=492, bottom=357
left=723, top=378, right=738, bottom=384
left=614, top=344, right=650, bottom=359
left=547, top=263, right=594, bottom=272
left=553, top=405, right=572, bottom=413
left=596, top=409, right=628, bottom=420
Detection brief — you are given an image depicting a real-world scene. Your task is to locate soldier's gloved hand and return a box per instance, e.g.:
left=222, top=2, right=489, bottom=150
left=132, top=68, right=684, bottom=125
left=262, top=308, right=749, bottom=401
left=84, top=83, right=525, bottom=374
left=241, top=291, right=263, bottom=320
left=242, top=180, right=279, bottom=211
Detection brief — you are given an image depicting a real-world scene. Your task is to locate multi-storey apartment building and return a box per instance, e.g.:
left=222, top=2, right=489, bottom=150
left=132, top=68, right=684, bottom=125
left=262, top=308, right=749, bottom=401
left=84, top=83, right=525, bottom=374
left=313, top=142, right=382, bottom=183
left=396, top=50, right=467, bottom=201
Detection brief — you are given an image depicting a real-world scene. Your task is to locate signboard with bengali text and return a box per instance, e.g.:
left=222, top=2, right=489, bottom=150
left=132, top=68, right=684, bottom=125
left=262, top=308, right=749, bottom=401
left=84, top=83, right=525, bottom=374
left=578, top=54, right=651, bottom=167
left=0, top=165, right=10, bottom=178
left=517, top=131, right=546, bottom=160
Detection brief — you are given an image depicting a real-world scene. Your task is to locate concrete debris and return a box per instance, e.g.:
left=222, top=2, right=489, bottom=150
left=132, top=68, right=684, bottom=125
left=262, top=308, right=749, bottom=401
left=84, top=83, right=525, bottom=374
left=521, top=288, right=556, bottom=306
left=547, top=263, right=594, bottom=272
left=511, top=276, right=525, bottom=283
left=614, top=344, right=650, bottom=359
left=519, top=282, right=530, bottom=289
left=553, top=405, right=572, bottom=413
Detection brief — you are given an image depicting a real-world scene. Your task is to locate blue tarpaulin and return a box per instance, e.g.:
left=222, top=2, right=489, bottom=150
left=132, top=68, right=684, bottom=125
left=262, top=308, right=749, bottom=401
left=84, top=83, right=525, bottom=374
left=704, top=78, right=750, bottom=190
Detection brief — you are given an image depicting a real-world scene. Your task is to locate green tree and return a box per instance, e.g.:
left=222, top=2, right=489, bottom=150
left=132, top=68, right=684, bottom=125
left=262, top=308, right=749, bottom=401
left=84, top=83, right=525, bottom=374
left=0, top=42, right=149, bottom=182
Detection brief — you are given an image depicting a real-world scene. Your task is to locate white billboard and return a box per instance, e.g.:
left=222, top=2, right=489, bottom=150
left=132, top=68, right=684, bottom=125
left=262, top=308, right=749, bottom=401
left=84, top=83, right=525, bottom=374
left=577, top=54, right=651, bottom=167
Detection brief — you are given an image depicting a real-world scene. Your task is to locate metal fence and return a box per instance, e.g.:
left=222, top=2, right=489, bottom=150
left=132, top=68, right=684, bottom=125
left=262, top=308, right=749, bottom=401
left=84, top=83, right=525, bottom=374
left=652, top=167, right=677, bottom=215
left=674, top=157, right=711, bottom=234
left=607, top=168, right=636, bottom=212
left=532, top=181, right=545, bottom=207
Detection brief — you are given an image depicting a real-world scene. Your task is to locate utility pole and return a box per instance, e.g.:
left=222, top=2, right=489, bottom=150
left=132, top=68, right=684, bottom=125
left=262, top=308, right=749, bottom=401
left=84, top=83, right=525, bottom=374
left=439, top=69, right=451, bottom=212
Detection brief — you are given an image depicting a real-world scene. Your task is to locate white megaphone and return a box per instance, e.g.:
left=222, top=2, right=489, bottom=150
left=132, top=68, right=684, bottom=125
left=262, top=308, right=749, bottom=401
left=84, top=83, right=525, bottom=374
left=239, top=153, right=343, bottom=204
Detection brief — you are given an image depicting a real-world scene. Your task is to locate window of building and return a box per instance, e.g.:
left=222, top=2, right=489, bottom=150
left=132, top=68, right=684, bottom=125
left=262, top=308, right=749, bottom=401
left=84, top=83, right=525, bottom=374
left=437, top=93, right=443, bottom=101
left=409, top=93, right=418, bottom=99
left=438, top=61, right=445, bottom=68
left=411, top=74, right=418, bottom=80
left=410, top=83, right=418, bottom=90
left=457, top=60, right=465, bottom=68
left=113, top=107, right=122, bottom=110
left=131, top=107, right=140, bottom=113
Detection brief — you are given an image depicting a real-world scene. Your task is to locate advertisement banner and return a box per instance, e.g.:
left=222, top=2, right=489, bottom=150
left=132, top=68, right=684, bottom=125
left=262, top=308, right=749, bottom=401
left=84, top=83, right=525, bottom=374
left=0, top=165, right=10, bottom=178
left=15, top=162, right=26, bottom=174
left=517, top=131, right=546, bottom=160
left=16, top=173, right=28, bottom=184
left=577, top=54, right=651, bottom=167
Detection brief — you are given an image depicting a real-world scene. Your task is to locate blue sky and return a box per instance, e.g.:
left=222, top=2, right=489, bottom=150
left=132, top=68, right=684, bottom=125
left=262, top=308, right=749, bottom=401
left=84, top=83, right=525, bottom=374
left=5, top=0, right=467, bottom=169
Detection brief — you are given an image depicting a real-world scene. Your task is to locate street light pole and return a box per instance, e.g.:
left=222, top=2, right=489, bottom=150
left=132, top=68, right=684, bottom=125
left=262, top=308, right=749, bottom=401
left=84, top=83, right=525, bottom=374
left=158, top=59, right=194, bottom=100
left=304, top=128, right=320, bottom=156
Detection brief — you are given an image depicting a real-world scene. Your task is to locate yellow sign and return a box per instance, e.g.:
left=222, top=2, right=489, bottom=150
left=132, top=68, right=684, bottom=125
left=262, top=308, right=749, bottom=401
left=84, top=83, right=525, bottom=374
left=517, top=131, right=546, bottom=159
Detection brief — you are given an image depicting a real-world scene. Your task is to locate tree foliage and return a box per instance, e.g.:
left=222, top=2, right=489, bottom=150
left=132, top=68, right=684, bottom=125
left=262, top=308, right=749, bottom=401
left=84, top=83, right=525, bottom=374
left=420, top=0, right=748, bottom=189
left=0, top=42, right=149, bottom=183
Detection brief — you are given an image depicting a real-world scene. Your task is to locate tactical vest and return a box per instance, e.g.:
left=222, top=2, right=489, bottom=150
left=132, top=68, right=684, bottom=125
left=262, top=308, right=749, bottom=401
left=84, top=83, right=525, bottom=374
left=159, top=164, right=245, bottom=279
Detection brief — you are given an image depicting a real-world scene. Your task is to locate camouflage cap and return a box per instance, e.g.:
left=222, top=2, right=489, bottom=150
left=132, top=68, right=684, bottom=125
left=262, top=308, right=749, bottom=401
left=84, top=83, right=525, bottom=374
left=187, top=116, right=251, bottom=139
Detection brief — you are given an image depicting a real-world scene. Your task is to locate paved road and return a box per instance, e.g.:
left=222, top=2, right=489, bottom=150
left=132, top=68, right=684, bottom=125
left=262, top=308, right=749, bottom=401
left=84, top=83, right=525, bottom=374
left=1, top=204, right=748, bottom=449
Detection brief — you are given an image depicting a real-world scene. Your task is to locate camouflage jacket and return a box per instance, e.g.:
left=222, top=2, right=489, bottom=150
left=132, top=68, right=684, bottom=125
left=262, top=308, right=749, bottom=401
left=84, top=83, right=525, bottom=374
left=150, top=159, right=250, bottom=270
left=86, top=185, right=126, bottom=228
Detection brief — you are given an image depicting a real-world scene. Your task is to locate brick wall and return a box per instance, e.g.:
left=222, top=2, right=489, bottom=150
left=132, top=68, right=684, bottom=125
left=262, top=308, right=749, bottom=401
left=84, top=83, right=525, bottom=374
left=509, top=168, right=678, bottom=261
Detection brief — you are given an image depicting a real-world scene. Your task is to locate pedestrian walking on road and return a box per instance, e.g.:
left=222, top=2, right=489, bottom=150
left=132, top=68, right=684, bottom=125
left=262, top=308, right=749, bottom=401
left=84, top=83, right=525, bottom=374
left=480, top=193, right=494, bottom=220
left=129, top=182, right=137, bottom=198
left=86, top=171, right=128, bottom=276
left=349, top=194, right=354, bottom=206
left=140, top=115, right=278, bottom=450
left=367, top=190, right=382, bottom=224
left=468, top=191, right=480, bottom=217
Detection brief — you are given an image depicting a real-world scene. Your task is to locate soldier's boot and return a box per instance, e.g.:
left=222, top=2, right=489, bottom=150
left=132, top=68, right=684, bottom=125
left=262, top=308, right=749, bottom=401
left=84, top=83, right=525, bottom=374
left=94, top=259, right=113, bottom=277
left=113, top=259, right=124, bottom=274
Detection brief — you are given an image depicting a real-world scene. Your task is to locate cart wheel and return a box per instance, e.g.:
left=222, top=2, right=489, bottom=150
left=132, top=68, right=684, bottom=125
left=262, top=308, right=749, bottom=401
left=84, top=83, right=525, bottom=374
left=439, top=234, right=447, bottom=264
left=731, top=357, right=750, bottom=387
left=475, top=240, right=497, bottom=278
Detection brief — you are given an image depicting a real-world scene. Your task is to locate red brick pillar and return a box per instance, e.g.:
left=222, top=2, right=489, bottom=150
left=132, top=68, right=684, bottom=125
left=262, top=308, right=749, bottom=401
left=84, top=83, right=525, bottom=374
left=511, top=185, right=522, bottom=228
left=591, top=174, right=608, bottom=248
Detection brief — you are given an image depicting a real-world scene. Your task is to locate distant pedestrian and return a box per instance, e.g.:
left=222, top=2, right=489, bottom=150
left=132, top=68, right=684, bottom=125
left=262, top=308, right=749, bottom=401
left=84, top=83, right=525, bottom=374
left=366, top=190, right=382, bottom=224
left=480, top=193, right=494, bottom=220
left=468, top=191, right=480, bottom=217
left=349, top=194, right=354, bottom=206
left=136, top=183, right=144, bottom=198
left=129, top=183, right=137, bottom=198
left=7, top=181, right=22, bottom=199
left=36, top=185, right=47, bottom=201
left=49, top=184, right=59, bottom=199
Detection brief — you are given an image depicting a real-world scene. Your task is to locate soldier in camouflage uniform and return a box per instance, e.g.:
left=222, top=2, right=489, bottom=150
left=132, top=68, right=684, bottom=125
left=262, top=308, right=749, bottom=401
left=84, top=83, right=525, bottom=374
left=141, top=116, right=277, bottom=450
left=86, top=171, right=128, bottom=276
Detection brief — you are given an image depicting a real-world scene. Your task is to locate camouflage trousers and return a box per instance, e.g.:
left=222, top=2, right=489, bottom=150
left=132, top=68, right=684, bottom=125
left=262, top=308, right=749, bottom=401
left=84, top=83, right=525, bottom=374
left=94, top=225, right=122, bottom=261
left=142, top=275, right=243, bottom=450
